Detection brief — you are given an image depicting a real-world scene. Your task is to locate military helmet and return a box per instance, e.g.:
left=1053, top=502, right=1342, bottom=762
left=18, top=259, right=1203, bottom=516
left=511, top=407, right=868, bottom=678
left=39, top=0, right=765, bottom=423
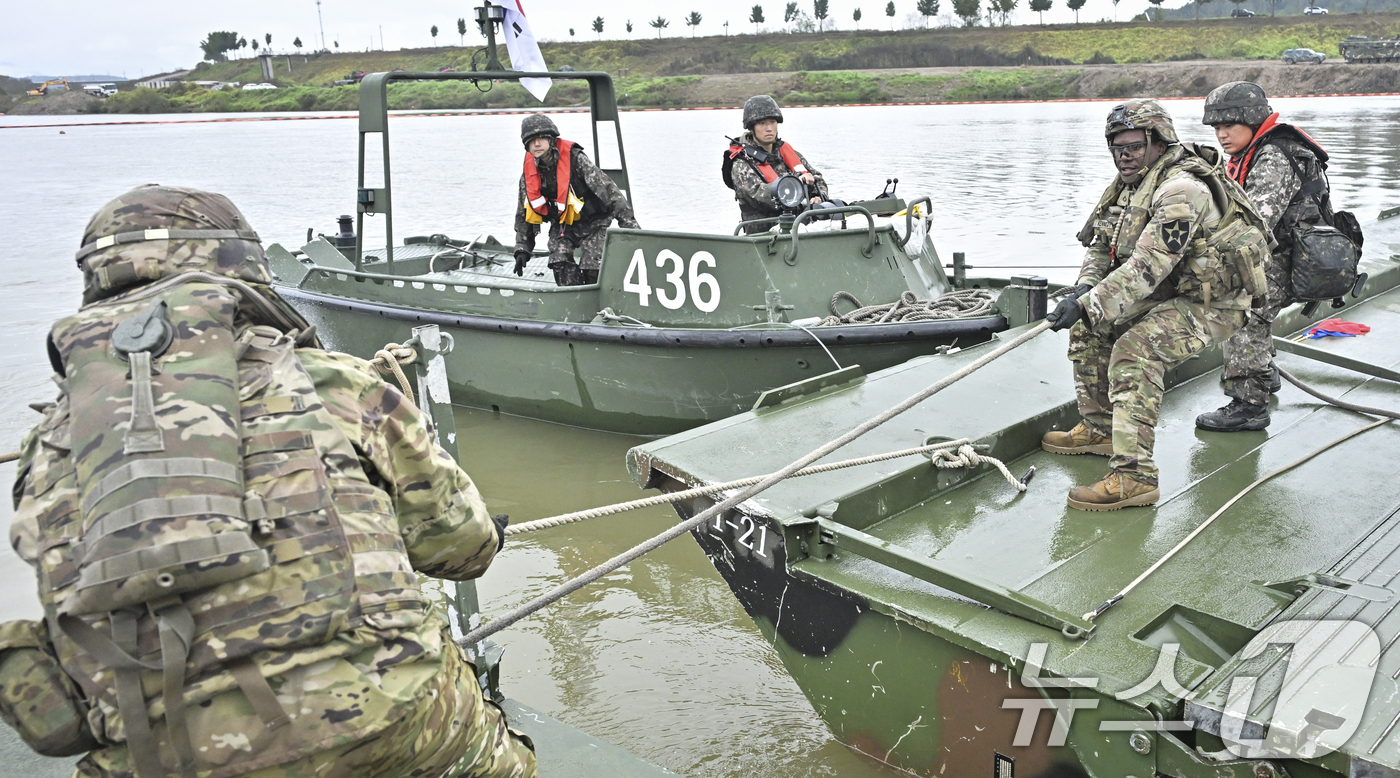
left=1104, top=99, right=1179, bottom=145
left=742, top=95, right=783, bottom=129
left=1202, top=81, right=1271, bottom=127
left=77, top=185, right=270, bottom=304
left=521, top=113, right=560, bottom=146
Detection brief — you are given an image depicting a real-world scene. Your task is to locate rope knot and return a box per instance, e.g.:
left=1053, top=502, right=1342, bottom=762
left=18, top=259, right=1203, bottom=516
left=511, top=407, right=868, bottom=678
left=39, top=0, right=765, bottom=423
left=370, top=343, right=419, bottom=403
left=931, top=444, right=1026, bottom=492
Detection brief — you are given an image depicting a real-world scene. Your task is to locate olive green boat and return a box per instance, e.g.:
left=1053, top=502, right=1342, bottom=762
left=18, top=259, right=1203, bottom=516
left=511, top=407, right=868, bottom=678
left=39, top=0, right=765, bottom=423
left=628, top=211, right=1400, bottom=777
left=268, top=66, right=1010, bottom=435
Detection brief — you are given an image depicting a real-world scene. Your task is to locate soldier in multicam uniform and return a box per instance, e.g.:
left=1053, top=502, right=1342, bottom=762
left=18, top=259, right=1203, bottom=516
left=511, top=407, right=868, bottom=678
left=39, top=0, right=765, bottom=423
left=1, top=185, right=537, bottom=778
left=1196, top=81, right=1335, bottom=432
left=1040, top=100, right=1269, bottom=511
left=512, top=113, right=640, bottom=287
left=723, top=95, right=830, bottom=234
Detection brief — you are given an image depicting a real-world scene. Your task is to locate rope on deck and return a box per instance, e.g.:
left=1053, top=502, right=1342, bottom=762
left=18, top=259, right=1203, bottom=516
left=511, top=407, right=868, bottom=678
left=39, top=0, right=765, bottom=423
left=459, top=320, right=1053, bottom=648
left=506, top=439, right=1025, bottom=537
left=818, top=289, right=995, bottom=326
left=1084, top=366, right=1400, bottom=624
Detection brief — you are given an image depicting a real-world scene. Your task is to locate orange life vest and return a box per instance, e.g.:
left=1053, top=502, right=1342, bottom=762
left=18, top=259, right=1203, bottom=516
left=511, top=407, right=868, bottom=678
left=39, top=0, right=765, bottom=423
left=523, top=138, right=583, bottom=224
left=726, top=140, right=808, bottom=183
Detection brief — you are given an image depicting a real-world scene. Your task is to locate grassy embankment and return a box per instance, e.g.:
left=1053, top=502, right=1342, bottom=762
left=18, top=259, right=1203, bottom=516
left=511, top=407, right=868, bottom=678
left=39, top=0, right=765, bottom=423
left=8, top=14, right=1398, bottom=113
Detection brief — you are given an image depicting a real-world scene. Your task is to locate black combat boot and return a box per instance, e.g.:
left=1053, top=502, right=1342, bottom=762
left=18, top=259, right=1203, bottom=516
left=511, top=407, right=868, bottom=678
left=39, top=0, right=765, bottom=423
left=1196, top=398, right=1270, bottom=432
left=581, top=268, right=599, bottom=285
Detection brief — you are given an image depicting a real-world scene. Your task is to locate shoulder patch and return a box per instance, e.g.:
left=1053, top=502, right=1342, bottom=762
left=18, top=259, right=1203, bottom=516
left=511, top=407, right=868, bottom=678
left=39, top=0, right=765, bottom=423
left=1159, top=219, right=1192, bottom=253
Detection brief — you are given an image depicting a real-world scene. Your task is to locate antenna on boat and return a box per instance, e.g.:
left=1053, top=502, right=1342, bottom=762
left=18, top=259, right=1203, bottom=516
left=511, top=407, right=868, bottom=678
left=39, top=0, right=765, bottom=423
left=474, top=2, right=508, bottom=71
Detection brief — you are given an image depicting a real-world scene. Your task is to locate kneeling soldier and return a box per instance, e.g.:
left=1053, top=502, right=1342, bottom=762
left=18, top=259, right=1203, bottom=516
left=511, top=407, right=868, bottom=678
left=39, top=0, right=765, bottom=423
left=1041, top=100, right=1269, bottom=511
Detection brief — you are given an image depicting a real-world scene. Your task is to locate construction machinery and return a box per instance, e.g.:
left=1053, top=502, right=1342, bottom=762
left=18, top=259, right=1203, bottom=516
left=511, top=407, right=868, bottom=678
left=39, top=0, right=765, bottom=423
left=25, top=79, right=70, bottom=96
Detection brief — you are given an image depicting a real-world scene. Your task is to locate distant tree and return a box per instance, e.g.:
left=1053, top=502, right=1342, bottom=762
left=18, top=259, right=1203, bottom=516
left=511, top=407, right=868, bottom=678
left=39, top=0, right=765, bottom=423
left=750, top=4, right=765, bottom=31
left=1030, top=0, right=1051, bottom=23
left=953, top=0, right=980, bottom=25
left=686, top=11, right=703, bottom=35
left=785, top=0, right=801, bottom=24
left=1145, top=0, right=1166, bottom=19
left=1112, top=0, right=1121, bottom=19
left=853, top=7, right=862, bottom=26
left=916, top=0, right=939, bottom=24
left=265, top=33, right=272, bottom=46
left=1192, top=0, right=1212, bottom=18
left=334, top=41, right=339, bottom=48
left=1228, top=0, right=1246, bottom=13
left=458, top=18, right=467, bottom=45
left=199, top=31, right=241, bottom=62
left=993, top=0, right=1019, bottom=23
left=569, top=27, right=575, bottom=36
left=627, top=19, right=634, bottom=35
left=886, top=1, right=897, bottom=26
left=251, top=38, right=260, bottom=52
left=592, top=16, right=604, bottom=38
left=814, top=0, right=830, bottom=30
left=238, top=37, right=247, bottom=53
left=650, top=16, right=669, bottom=37
left=1066, top=0, right=1086, bottom=21
left=429, top=25, right=438, bottom=45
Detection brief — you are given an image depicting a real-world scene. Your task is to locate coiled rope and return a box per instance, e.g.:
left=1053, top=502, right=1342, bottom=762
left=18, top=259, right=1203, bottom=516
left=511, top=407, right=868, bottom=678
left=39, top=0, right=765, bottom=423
left=371, top=343, right=418, bottom=403
left=458, top=320, right=1054, bottom=648
left=819, top=289, right=995, bottom=326
left=508, top=439, right=1023, bottom=537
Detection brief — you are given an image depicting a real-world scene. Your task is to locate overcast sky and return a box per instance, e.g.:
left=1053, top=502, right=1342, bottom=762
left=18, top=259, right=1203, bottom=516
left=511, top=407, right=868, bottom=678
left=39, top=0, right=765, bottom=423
left=4, top=0, right=1164, bottom=79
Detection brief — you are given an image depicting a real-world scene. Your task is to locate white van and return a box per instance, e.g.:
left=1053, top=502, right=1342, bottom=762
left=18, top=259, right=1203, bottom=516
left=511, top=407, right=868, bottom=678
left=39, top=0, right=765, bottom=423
left=83, top=83, right=119, bottom=97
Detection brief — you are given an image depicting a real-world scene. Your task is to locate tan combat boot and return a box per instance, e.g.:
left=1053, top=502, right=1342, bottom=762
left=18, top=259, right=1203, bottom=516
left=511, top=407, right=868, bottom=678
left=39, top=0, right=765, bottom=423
left=1067, top=471, right=1160, bottom=512
left=1041, top=422, right=1112, bottom=456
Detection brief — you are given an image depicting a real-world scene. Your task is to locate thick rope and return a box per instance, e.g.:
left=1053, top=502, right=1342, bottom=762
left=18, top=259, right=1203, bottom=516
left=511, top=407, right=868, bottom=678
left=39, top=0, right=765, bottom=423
left=931, top=443, right=1026, bottom=493
left=0, top=451, right=17, bottom=464
left=459, top=320, right=1053, bottom=647
left=371, top=343, right=418, bottom=403
left=818, top=289, right=995, bottom=327
left=509, top=439, right=996, bottom=536
left=1084, top=367, right=1400, bottom=623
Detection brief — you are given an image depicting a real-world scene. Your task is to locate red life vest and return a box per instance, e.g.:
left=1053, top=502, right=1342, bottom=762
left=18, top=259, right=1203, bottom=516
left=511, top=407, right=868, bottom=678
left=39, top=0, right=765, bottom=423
left=727, top=140, right=808, bottom=183
left=1227, top=112, right=1328, bottom=187
left=524, top=138, right=575, bottom=219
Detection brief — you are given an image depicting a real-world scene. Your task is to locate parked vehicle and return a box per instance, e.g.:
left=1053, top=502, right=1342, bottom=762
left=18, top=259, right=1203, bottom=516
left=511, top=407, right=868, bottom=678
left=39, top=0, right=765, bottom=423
left=82, top=83, right=118, bottom=97
left=241, top=82, right=277, bottom=90
left=25, top=79, right=69, bottom=96
left=1282, top=47, right=1327, bottom=63
left=1231, top=8, right=1256, bottom=16
left=1342, top=35, right=1400, bottom=63
left=1304, top=5, right=1328, bottom=13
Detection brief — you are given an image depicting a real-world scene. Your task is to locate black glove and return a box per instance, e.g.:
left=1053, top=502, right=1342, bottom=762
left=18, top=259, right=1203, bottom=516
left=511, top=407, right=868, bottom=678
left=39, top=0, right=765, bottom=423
left=491, top=514, right=509, bottom=551
left=513, top=252, right=531, bottom=277
left=1046, top=285, right=1093, bottom=332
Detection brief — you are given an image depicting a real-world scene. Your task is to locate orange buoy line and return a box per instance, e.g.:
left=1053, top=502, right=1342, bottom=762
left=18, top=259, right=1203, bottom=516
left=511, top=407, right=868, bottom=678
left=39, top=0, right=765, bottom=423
left=5, top=92, right=1398, bottom=130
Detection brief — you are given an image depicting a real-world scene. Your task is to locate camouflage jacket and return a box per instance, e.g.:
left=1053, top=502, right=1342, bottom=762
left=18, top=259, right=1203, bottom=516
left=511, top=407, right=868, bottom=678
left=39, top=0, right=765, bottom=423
left=9, top=332, right=500, bottom=777
left=513, top=144, right=639, bottom=256
left=1078, top=145, right=1260, bottom=327
left=729, top=131, right=830, bottom=222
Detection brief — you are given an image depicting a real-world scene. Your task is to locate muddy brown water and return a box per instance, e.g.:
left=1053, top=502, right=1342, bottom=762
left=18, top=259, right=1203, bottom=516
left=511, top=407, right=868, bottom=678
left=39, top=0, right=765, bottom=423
left=2, top=97, right=1398, bottom=776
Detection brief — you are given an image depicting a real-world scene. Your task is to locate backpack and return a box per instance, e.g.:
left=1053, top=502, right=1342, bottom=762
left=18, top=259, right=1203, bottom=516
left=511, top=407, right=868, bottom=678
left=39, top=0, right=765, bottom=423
left=1264, top=133, right=1367, bottom=307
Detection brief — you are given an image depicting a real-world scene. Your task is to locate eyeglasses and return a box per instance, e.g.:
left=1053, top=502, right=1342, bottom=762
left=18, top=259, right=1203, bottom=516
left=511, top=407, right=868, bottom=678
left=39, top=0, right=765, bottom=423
left=1108, top=141, right=1148, bottom=159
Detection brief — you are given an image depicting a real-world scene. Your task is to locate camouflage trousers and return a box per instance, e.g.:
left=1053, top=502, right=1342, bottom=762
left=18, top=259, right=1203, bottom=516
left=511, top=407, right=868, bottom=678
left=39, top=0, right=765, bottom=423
left=74, top=639, right=536, bottom=778
left=1222, top=249, right=1293, bottom=406
left=546, top=215, right=611, bottom=278
left=1068, top=298, right=1247, bottom=484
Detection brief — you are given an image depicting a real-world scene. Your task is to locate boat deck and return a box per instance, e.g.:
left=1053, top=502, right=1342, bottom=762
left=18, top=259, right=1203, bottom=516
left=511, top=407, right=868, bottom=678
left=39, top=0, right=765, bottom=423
left=630, top=240, right=1400, bottom=769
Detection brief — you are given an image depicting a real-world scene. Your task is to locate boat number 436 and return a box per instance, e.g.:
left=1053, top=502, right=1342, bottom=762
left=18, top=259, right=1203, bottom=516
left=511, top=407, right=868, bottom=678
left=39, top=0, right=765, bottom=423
left=622, top=249, right=721, bottom=312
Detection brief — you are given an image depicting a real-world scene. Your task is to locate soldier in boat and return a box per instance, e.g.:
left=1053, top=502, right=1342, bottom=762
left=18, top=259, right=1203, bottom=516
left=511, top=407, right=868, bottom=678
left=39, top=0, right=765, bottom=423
left=1196, top=81, right=1339, bottom=432
left=513, top=113, right=640, bottom=287
left=2, top=185, right=537, bottom=777
left=1040, top=100, right=1270, bottom=511
left=723, top=95, right=831, bottom=234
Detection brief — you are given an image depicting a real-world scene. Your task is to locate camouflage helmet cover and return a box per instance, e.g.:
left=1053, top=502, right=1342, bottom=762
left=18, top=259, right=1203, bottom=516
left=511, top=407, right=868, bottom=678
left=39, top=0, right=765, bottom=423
left=742, top=94, right=783, bottom=129
left=1104, top=98, right=1179, bottom=145
left=1202, top=81, right=1272, bottom=127
left=78, top=185, right=270, bottom=304
left=521, top=113, right=560, bottom=146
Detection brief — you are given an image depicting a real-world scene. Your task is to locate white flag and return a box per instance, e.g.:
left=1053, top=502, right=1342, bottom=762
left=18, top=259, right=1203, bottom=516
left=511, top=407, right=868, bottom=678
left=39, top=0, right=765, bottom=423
left=502, top=0, right=552, bottom=102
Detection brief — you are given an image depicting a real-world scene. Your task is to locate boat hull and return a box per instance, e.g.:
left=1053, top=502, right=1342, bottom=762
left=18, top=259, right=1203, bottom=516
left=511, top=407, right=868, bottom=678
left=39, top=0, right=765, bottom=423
left=280, top=287, right=1005, bottom=435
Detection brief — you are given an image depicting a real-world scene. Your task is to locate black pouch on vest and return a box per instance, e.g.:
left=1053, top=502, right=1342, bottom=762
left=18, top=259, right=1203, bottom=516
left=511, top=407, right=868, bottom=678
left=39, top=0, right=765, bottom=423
left=1291, top=223, right=1361, bottom=303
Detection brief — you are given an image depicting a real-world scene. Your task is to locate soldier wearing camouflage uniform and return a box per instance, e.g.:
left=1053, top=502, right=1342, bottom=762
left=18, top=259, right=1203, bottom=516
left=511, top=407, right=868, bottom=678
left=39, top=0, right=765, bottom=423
left=513, top=113, right=640, bottom=287
left=1, top=185, right=536, bottom=778
left=1196, top=81, right=1334, bottom=432
left=724, top=95, right=830, bottom=234
left=1041, top=100, right=1269, bottom=511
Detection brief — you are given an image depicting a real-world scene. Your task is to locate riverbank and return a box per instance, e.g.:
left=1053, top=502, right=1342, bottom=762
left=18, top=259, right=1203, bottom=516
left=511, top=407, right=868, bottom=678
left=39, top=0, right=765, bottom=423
left=7, top=58, right=1399, bottom=116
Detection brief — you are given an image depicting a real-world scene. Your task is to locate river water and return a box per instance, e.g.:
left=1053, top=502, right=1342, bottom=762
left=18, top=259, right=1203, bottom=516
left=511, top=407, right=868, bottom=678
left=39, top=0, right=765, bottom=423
left=3, top=97, right=1399, bottom=776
